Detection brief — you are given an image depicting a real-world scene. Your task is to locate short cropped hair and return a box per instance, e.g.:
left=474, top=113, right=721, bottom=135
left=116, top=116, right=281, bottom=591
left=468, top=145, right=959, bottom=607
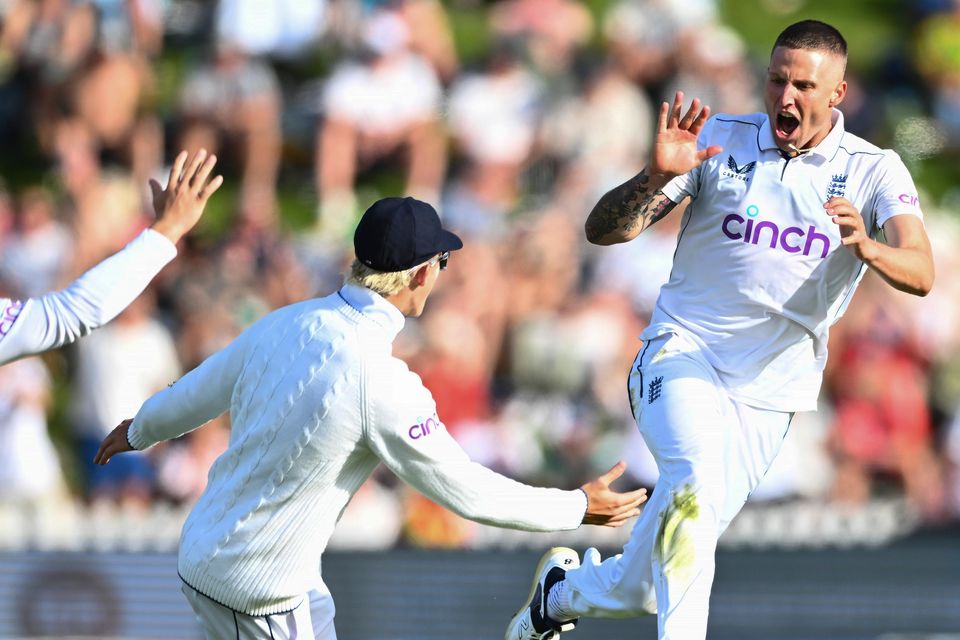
left=346, top=259, right=420, bottom=296
left=772, top=20, right=847, bottom=59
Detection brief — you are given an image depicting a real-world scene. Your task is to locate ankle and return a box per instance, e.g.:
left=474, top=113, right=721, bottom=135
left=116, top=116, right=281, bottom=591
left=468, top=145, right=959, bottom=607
left=545, top=578, right=575, bottom=622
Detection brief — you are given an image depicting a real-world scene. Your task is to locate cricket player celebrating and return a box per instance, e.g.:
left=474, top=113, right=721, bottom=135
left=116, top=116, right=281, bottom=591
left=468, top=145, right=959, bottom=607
left=507, top=20, right=934, bottom=640
left=0, top=149, right=221, bottom=366
left=95, top=196, right=648, bottom=639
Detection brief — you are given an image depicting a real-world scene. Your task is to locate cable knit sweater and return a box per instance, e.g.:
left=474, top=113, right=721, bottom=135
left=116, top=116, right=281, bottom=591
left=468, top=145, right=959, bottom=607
left=128, top=284, right=587, bottom=615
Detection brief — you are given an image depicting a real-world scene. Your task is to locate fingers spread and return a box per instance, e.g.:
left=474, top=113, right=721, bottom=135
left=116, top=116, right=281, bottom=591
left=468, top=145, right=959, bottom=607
left=167, top=151, right=188, bottom=191
left=192, top=155, right=219, bottom=194
left=183, top=149, right=208, bottom=186
left=200, top=174, right=225, bottom=201
left=658, top=101, right=670, bottom=133
left=679, top=98, right=701, bottom=129
left=691, top=105, right=712, bottom=134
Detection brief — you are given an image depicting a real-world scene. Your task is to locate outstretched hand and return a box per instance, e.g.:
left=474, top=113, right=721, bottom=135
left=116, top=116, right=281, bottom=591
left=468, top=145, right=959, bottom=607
left=94, top=419, right=135, bottom=465
left=580, top=461, right=648, bottom=527
left=149, top=149, right=224, bottom=244
left=650, top=91, right=723, bottom=179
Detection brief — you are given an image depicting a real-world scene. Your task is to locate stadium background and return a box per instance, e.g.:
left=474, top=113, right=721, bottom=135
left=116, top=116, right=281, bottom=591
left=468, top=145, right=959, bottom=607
left=1, top=0, right=959, bottom=637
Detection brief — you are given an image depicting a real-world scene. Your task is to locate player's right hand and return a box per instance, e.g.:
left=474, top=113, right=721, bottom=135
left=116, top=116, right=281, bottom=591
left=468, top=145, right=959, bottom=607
left=650, top=91, right=723, bottom=179
left=149, top=149, right=224, bottom=245
left=579, top=461, right=648, bottom=527
left=94, top=418, right=135, bottom=465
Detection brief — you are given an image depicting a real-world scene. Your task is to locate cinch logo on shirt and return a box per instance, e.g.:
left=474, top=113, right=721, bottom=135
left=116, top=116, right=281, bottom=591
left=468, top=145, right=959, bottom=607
left=721, top=204, right=831, bottom=258
left=408, top=413, right=444, bottom=440
left=899, top=193, right=919, bottom=206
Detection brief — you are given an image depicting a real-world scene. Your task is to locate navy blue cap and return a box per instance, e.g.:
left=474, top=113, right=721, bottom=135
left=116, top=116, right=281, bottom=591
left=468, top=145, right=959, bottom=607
left=354, top=197, right=463, bottom=272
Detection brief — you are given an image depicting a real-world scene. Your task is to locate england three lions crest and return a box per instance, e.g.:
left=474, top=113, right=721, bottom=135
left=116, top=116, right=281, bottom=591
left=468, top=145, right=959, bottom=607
left=826, top=174, right=848, bottom=200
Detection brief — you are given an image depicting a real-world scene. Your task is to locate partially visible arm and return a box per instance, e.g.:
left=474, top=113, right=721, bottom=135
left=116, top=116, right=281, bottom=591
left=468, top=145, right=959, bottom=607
left=585, top=92, right=720, bottom=245
left=827, top=199, right=934, bottom=296
left=873, top=214, right=934, bottom=296
left=0, top=229, right=175, bottom=366
left=365, top=365, right=646, bottom=531
left=0, top=149, right=221, bottom=366
left=584, top=168, right=678, bottom=245
left=94, top=322, right=257, bottom=464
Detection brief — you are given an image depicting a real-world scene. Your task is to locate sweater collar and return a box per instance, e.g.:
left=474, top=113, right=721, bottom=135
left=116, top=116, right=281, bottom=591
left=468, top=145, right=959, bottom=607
left=338, top=283, right=405, bottom=340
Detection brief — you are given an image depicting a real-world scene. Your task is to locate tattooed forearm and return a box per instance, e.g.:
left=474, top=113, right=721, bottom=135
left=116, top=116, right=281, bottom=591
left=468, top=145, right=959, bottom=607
left=584, top=169, right=678, bottom=244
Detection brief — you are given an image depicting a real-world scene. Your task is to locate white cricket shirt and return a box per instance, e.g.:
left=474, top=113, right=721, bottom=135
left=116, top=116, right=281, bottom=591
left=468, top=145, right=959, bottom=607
left=647, top=110, right=923, bottom=411
left=127, top=284, right=588, bottom=616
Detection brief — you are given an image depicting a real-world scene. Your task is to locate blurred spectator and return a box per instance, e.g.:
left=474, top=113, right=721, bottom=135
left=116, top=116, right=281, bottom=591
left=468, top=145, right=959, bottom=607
left=661, top=23, right=761, bottom=115
left=315, top=5, right=445, bottom=236
left=0, top=0, right=98, bottom=150
left=155, top=415, right=229, bottom=504
left=825, top=274, right=947, bottom=521
left=410, top=297, right=493, bottom=435
left=215, top=0, right=328, bottom=60
left=90, top=0, right=165, bottom=57
left=489, top=0, right=592, bottom=80
left=0, top=355, right=66, bottom=509
left=53, top=117, right=145, bottom=273
left=68, top=290, right=181, bottom=507
left=447, top=45, right=544, bottom=221
left=69, top=49, right=164, bottom=187
left=540, top=60, right=653, bottom=206
left=588, top=199, right=684, bottom=318
left=601, top=0, right=716, bottom=90
left=177, top=39, right=283, bottom=219
left=914, top=0, right=960, bottom=145
left=0, top=186, right=73, bottom=298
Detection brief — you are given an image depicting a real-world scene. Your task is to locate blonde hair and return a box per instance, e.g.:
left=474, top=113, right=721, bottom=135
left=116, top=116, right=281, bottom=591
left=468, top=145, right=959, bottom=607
left=346, top=259, right=421, bottom=296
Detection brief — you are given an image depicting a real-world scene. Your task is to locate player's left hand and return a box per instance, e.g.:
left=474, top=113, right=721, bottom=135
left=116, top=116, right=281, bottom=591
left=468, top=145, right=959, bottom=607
left=94, top=419, right=135, bottom=465
left=825, top=197, right=877, bottom=262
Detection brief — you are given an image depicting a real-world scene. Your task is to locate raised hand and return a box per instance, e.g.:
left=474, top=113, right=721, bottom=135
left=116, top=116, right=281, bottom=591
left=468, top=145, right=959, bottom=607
left=650, top=91, right=723, bottom=179
left=149, top=149, right=224, bottom=244
left=580, top=461, right=648, bottom=527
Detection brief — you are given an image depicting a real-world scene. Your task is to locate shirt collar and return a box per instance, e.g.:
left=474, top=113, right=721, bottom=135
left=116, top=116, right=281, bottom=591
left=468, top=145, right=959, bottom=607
left=758, top=108, right=845, bottom=160
left=338, top=283, right=405, bottom=341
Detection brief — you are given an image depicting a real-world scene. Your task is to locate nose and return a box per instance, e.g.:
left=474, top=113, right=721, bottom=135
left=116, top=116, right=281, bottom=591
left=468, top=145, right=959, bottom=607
left=778, top=84, right=798, bottom=109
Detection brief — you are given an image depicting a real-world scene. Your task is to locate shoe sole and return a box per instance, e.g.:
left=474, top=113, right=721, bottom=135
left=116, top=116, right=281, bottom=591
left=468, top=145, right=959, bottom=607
left=506, top=546, right=579, bottom=639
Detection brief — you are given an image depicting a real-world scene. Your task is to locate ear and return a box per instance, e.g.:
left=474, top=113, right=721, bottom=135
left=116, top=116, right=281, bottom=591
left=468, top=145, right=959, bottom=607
left=410, top=264, right=430, bottom=288
left=829, top=80, right=847, bottom=108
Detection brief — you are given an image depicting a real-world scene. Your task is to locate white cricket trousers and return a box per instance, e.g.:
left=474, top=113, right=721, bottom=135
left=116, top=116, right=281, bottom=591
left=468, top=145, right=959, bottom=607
left=182, top=579, right=337, bottom=639
left=562, top=331, right=792, bottom=640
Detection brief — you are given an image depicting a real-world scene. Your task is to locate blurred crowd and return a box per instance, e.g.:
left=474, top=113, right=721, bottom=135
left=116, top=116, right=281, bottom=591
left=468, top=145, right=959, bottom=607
left=1, top=0, right=959, bottom=550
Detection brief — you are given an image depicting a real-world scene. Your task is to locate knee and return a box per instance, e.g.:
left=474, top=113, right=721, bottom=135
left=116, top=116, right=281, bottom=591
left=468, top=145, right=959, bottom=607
left=653, top=484, right=720, bottom=583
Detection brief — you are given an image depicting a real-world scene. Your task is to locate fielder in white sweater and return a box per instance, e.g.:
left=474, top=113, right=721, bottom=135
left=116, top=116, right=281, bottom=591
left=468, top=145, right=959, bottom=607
left=0, top=149, right=221, bottom=367
left=95, top=196, right=646, bottom=639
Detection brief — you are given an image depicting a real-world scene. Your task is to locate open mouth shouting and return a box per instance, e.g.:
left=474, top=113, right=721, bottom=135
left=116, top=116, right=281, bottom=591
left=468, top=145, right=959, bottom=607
left=775, top=112, right=800, bottom=140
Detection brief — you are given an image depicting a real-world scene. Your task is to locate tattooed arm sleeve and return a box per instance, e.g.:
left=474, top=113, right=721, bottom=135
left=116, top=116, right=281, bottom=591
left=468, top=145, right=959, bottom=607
left=584, top=169, right=680, bottom=245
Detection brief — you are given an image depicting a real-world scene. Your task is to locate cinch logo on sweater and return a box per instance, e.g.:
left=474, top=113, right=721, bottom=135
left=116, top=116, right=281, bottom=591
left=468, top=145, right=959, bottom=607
left=721, top=204, right=831, bottom=259
left=408, top=413, right=444, bottom=440
left=0, top=300, right=24, bottom=337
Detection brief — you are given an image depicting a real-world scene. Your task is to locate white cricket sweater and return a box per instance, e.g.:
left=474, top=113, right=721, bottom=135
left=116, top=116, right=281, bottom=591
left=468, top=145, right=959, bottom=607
left=128, top=284, right=588, bottom=616
left=0, top=229, right=176, bottom=366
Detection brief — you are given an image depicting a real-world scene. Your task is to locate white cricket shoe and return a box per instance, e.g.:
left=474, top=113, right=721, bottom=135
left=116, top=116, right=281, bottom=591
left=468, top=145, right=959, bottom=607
left=505, top=547, right=580, bottom=640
